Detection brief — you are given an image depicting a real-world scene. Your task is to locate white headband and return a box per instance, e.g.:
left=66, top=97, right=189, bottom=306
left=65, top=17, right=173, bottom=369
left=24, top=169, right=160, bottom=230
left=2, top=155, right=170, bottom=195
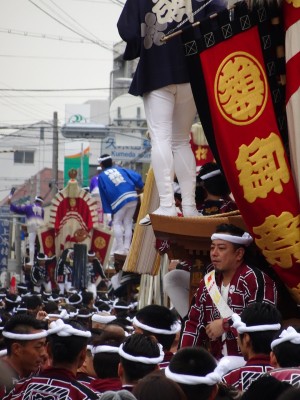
left=88, top=252, right=96, bottom=257
left=132, top=317, right=181, bottom=335
left=119, top=342, right=164, bottom=364
left=200, top=169, right=221, bottom=181
left=34, top=196, right=44, bottom=203
left=5, top=296, right=21, bottom=304
left=77, top=312, right=94, bottom=318
left=67, top=294, right=82, bottom=305
left=165, top=355, right=245, bottom=386
left=37, top=254, right=47, bottom=261
left=271, top=326, right=300, bottom=349
left=3, top=330, right=48, bottom=340
left=0, top=349, right=7, bottom=357
left=47, top=319, right=91, bottom=338
left=92, top=345, right=120, bottom=355
left=113, top=299, right=132, bottom=310
left=232, top=313, right=281, bottom=334
left=211, top=232, right=253, bottom=247
left=92, top=314, right=116, bottom=324
left=97, top=155, right=112, bottom=163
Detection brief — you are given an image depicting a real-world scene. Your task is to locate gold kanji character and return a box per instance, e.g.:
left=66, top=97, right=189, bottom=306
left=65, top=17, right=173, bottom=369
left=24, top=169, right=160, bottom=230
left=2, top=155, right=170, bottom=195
left=152, top=0, right=193, bottom=25
left=196, top=146, right=208, bottom=161
left=215, top=52, right=267, bottom=125
left=253, top=212, right=300, bottom=268
left=236, top=132, right=290, bottom=203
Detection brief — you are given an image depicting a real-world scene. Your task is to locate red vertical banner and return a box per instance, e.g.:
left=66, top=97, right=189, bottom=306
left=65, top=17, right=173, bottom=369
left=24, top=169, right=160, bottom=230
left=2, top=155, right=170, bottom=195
left=198, top=25, right=300, bottom=299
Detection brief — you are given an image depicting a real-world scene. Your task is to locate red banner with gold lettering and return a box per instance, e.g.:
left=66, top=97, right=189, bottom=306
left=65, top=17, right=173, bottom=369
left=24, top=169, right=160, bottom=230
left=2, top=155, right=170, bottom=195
left=182, top=3, right=300, bottom=301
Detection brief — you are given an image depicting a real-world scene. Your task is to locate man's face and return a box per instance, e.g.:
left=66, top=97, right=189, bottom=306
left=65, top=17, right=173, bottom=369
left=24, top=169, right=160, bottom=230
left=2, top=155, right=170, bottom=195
left=210, top=239, right=244, bottom=273
left=17, top=333, right=47, bottom=376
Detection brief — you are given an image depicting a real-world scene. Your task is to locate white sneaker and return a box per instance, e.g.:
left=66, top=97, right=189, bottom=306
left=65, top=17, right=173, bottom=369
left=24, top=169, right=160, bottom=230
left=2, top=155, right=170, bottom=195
left=182, top=206, right=201, bottom=217
left=139, top=206, right=177, bottom=226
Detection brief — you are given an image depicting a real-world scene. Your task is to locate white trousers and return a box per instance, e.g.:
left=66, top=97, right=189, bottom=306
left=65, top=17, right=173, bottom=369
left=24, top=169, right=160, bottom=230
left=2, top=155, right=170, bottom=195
left=164, top=269, right=190, bottom=318
left=28, top=231, right=37, bottom=265
left=143, top=83, right=197, bottom=208
left=113, top=201, right=137, bottom=254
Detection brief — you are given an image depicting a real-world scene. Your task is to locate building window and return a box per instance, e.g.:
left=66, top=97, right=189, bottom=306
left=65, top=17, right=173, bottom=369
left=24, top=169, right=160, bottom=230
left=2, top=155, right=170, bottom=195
left=14, top=150, right=34, bottom=164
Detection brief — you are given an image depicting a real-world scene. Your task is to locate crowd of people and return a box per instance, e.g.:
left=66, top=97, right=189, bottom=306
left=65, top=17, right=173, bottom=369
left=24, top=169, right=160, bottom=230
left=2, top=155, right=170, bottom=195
left=0, top=220, right=299, bottom=399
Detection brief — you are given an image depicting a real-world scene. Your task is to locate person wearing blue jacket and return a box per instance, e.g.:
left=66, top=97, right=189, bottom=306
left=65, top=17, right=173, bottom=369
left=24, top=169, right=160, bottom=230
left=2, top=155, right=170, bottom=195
left=117, top=0, right=226, bottom=225
left=98, top=154, right=144, bottom=255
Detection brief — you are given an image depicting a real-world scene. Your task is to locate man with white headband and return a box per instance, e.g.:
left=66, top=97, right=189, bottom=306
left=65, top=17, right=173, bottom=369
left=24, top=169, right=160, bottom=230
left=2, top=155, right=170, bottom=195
left=222, top=302, right=281, bottom=392
left=268, top=326, right=300, bottom=387
left=133, top=305, right=181, bottom=368
left=8, top=195, right=44, bottom=266
left=97, top=154, right=144, bottom=255
left=181, top=223, right=277, bottom=360
left=4, top=319, right=101, bottom=400
left=0, top=314, right=47, bottom=397
left=118, top=333, right=164, bottom=391
left=165, top=346, right=221, bottom=400
left=197, top=162, right=238, bottom=216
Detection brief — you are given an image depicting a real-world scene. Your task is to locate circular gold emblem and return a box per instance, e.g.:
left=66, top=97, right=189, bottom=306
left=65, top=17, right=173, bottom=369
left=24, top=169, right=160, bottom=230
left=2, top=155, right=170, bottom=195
left=94, top=236, right=106, bottom=250
left=215, top=51, right=268, bottom=125
left=45, top=235, right=53, bottom=249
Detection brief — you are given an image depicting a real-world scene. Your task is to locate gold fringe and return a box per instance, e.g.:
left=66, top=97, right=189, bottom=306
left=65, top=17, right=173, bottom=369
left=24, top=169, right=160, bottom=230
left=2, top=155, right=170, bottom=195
left=123, top=168, right=161, bottom=275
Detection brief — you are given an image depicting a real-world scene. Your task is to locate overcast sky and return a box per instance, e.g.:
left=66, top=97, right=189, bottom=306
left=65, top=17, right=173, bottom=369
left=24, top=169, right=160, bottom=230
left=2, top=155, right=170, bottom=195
left=0, top=0, right=123, bottom=130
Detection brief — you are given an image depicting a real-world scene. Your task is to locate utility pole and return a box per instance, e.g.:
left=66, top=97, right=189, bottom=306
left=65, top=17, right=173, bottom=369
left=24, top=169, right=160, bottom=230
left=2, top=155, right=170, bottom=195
left=51, top=111, right=59, bottom=197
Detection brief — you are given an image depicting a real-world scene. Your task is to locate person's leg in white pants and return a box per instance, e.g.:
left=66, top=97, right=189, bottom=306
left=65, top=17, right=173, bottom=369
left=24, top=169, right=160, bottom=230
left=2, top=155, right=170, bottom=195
left=164, top=269, right=191, bottom=319
left=113, top=201, right=137, bottom=254
left=28, top=231, right=37, bottom=265
left=143, top=83, right=198, bottom=217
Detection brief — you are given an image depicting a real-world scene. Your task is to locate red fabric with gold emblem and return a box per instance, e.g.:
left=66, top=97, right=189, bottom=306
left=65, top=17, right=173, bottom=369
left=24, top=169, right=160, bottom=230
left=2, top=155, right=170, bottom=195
left=90, top=228, right=112, bottom=267
left=198, top=24, right=300, bottom=296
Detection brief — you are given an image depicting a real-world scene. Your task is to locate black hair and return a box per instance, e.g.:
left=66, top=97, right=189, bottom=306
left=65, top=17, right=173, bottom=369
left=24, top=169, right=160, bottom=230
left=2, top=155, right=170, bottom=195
left=197, top=162, right=231, bottom=197
left=4, top=314, right=45, bottom=355
left=277, top=388, right=300, bottom=400
left=239, top=302, right=282, bottom=355
left=120, top=333, right=160, bottom=382
left=24, top=295, right=43, bottom=310
left=168, top=347, right=217, bottom=400
left=100, top=154, right=113, bottom=169
left=133, top=370, right=187, bottom=400
left=82, top=291, right=94, bottom=307
left=93, top=331, right=124, bottom=378
left=272, top=326, right=300, bottom=367
left=240, top=375, right=292, bottom=400
left=135, top=305, right=178, bottom=351
left=43, top=301, right=59, bottom=314
left=47, top=320, right=89, bottom=364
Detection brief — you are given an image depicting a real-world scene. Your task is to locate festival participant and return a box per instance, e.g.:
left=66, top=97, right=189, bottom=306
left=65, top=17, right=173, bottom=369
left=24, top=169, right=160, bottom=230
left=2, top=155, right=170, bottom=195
left=86, top=250, right=106, bottom=299
left=165, top=347, right=240, bottom=400
left=267, top=326, right=300, bottom=387
left=8, top=195, right=44, bottom=266
left=197, top=162, right=238, bottom=215
left=55, top=248, right=74, bottom=295
left=133, top=371, right=187, bottom=400
left=3, top=319, right=100, bottom=400
left=133, top=305, right=181, bottom=368
left=30, top=253, right=52, bottom=294
left=0, top=314, right=47, bottom=396
left=180, top=224, right=277, bottom=360
left=118, top=333, right=164, bottom=391
left=97, top=154, right=144, bottom=255
left=222, top=303, right=282, bottom=392
left=117, top=0, right=226, bottom=226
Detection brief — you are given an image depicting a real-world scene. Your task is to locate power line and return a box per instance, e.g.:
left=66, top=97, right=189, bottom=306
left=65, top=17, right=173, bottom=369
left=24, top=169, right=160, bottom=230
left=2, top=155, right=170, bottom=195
left=28, top=0, right=114, bottom=51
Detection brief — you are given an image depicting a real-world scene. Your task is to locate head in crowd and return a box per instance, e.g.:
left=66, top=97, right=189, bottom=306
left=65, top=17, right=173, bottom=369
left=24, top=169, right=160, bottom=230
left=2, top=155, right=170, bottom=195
left=271, top=326, right=300, bottom=368
left=165, top=347, right=218, bottom=400
left=236, top=302, right=282, bottom=359
left=133, top=370, right=187, bottom=400
left=67, top=293, right=83, bottom=307
left=197, top=162, right=231, bottom=198
left=43, top=300, right=59, bottom=315
left=210, top=224, right=253, bottom=272
left=99, top=154, right=113, bottom=170
left=112, top=299, right=131, bottom=318
left=118, top=333, right=163, bottom=384
left=134, top=305, right=180, bottom=351
left=76, top=307, right=94, bottom=330
left=24, top=295, right=43, bottom=317
left=3, top=313, right=47, bottom=377
left=100, top=390, right=137, bottom=400
left=93, top=325, right=125, bottom=379
left=47, top=319, right=90, bottom=371
left=82, top=291, right=95, bottom=309
left=240, top=375, right=292, bottom=400
left=4, top=293, right=21, bottom=312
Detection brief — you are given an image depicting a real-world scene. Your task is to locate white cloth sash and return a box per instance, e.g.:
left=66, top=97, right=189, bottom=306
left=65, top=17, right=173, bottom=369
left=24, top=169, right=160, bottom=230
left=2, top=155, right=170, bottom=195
left=204, top=270, right=233, bottom=318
